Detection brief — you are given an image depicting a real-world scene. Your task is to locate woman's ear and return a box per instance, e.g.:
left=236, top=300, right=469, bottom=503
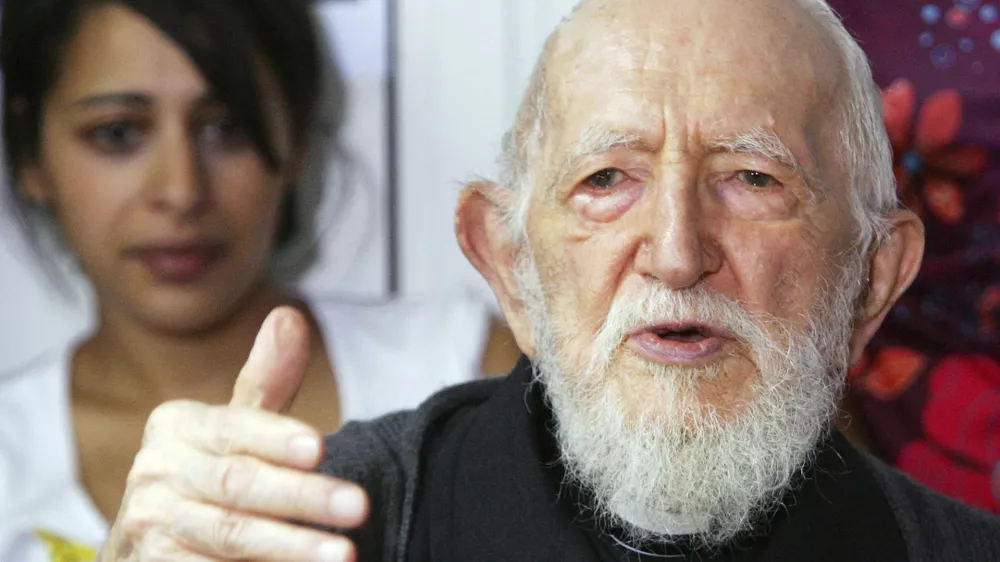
left=18, top=161, right=54, bottom=207
left=7, top=98, right=52, bottom=206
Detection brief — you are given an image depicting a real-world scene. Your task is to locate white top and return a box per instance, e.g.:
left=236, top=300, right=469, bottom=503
left=0, top=293, right=494, bottom=561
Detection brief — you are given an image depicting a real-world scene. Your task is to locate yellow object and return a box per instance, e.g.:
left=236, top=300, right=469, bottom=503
left=34, top=531, right=98, bottom=562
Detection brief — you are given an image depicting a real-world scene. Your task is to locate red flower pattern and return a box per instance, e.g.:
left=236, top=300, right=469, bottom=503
left=847, top=79, right=1000, bottom=514
left=896, top=354, right=1000, bottom=513
left=881, top=79, right=989, bottom=224
left=849, top=346, right=927, bottom=400
left=980, top=287, right=1000, bottom=336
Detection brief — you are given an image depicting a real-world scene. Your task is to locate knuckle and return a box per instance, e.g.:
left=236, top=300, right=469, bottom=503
left=117, top=509, right=150, bottom=542
left=146, top=401, right=180, bottom=432
left=138, top=531, right=184, bottom=562
left=129, top=446, right=160, bottom=475
left=216, top=456, right=260, bottom=504
left=205, top=407, right=239, bottom=455
left=118, top=508, right=166, bottom=559
left=210, top=510, right=251, bottom=559
left=144, top=401, right=197, bottom=444
left=118, top=488, right=169, bottom=535
left=126, top=447, right=169, bottom=490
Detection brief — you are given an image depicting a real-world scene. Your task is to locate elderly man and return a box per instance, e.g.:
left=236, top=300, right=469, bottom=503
left=101, top=0, right=1000, bottom=560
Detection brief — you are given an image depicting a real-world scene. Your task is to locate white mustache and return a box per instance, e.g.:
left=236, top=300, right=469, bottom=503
left=591, top=284, right=787, bottom=369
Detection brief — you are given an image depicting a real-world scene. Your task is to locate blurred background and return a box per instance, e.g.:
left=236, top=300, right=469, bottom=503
left=0, top=0, right=581, bottom=374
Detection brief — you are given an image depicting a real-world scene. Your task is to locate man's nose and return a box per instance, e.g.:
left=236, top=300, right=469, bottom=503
left=633, top=176, right=722, bottom=289
left=146, top=127, right=208, bottom=219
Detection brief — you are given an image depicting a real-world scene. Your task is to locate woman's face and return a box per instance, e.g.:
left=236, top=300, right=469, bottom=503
left=22, top=4, right=297, bottom=333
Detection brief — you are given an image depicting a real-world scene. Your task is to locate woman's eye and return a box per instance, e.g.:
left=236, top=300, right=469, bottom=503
left=585, top=168, right=627, bottom=190
left=87, top=121, right=146, bottom=154
left=737, top=170, right=780, bottom=189
left=199, top=115, right=248, bottom=149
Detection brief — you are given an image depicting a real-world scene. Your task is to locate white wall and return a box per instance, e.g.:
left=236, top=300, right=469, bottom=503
left=0, top=0, right=581, bottom=374
left=298, top=1, right=391, bottom=299
left=397, top=0, right=579, bottom=303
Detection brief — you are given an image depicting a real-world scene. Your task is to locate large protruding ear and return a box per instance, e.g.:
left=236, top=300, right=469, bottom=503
left=455, top=182, right=537, bottom=356
left=848, top=209, right=925, bottom=365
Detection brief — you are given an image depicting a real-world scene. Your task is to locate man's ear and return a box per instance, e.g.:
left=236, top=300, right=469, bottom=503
left=455, top=181, right=536, bottom=357
left=849, top=209, right=925, bottom=365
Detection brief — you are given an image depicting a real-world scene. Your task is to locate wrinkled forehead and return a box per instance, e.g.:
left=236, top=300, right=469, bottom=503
left=542, top=0, right=846, bottom=180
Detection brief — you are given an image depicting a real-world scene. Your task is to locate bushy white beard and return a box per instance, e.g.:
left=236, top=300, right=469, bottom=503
left=514, top=249, right=863, bottom=549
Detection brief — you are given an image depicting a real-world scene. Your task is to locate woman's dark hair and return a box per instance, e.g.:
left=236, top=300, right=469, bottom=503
left=1, top=0, right=346, bottom=277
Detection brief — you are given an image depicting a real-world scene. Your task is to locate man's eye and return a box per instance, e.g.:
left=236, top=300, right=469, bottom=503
left=737, top=170, right=779, bottom=189
left=585, top=168, right=626, bottom=190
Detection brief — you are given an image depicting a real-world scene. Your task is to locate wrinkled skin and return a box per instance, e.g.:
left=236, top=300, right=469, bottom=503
left=457, top=0, right=923, bottom=421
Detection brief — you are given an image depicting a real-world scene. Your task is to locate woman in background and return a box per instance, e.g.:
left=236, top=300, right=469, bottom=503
left=0, top=0, right=520, bottom=558
left=829, top=0, right=1000, bottom=514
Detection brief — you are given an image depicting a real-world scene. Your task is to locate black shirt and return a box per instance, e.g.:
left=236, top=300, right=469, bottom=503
left=406, top=357, right=909, bottom=561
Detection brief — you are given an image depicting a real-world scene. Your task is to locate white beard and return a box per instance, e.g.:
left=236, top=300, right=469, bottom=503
left=514, top=249, right=862, bottom=548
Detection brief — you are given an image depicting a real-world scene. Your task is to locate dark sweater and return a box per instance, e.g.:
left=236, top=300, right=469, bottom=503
left=318, top=362, right=1000, bottom=561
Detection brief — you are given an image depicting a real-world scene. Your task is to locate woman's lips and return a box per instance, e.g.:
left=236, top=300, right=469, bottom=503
left=127, top=243, right=227, bottom=284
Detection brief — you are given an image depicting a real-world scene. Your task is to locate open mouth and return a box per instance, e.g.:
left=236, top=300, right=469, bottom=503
left=645, top=323, right=725, bottom=343
left=651, top=325, right=715, bottom=343
left=627, top=323, right=731, bottom=364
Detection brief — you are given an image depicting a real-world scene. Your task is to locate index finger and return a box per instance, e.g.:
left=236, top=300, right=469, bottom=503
left=160, top=402, right=324, bottom=469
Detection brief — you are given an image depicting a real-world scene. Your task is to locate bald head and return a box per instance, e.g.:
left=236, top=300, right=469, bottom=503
left=554, top=0, right=841, bottom=72
left=500, top=0, right=895, bottom=251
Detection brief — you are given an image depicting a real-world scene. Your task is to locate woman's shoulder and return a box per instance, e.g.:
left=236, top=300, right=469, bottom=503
left=0, top=344, right=75, bottom=464
left=298, top=288, right=500, bottom=421
left=303, top=288, right=495, bottom=343
left=0, top=344, right=89, bottom=545
left=0, top=345, right=70, bottom=398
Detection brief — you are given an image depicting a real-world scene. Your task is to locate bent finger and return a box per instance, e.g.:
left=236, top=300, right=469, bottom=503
left=174, top=403, right=324, bottom=470
left=180, top=449, right=368, bottom=529
left=134, top=530, right=222, bottom=562
left=167, top=498, right=356, bottom=562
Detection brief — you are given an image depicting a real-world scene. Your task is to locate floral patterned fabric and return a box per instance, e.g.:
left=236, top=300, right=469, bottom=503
left=830, top=0, right=1000, bottom=513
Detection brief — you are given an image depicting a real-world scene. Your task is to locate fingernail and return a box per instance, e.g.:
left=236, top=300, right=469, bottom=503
left=288, top=435, right=320, bottom=464
left=317, top=538, right=352, bottom=562
left=329, top=486, right=367, bottom=521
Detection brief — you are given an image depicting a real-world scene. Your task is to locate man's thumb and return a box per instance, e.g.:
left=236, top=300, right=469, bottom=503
left=230, top=306, right=311, bottom=413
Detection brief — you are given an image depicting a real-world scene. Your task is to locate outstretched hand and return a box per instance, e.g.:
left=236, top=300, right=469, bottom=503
left=99, top=307, right=368, bottom=561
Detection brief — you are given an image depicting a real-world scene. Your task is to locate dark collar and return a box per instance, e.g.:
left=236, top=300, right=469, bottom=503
left=411, top=357, right=908, bottom=561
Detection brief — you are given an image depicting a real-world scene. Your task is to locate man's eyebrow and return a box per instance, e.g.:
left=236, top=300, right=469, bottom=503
left=708, top=127, right=824, bottom=198
left=707, top=127, right=802, bottom=171
left=550, top=125, right=824, bottom=197
left=554, top=124, right=658, bottom=185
